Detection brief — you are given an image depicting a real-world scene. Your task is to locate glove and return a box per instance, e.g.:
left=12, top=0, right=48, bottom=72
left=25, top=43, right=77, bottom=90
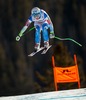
left=16, top=36, right=20, bottom=41
left=50, top=32, right=55, bottom=39
left=16, top=31, right=23, bottom=41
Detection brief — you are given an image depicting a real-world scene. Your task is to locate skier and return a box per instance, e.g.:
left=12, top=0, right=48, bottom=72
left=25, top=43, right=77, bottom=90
left=16, top=7, right=55, bottom=52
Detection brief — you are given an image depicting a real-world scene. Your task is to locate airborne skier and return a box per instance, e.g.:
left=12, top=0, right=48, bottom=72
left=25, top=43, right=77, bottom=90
left=16, top=7, right=55, bottom=55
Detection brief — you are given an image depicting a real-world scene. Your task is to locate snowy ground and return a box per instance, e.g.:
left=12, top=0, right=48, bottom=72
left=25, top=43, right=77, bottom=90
left=0, top=88, right=86, bottom=100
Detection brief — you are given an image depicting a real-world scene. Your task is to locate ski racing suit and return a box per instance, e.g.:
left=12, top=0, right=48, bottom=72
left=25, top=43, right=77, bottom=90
left=18, top=9, right=54, bottom=50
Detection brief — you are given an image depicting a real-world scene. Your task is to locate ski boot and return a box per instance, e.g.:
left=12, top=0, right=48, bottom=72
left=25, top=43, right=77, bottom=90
left=44, top=41, right=49, bottom=49
left=34, top=43, right=40, bottom=52
left=41, top=41, right=51, bottom=54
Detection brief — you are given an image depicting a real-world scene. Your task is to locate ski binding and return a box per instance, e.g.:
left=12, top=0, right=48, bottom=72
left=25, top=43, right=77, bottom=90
left=41, top=45, right=52, bottom=54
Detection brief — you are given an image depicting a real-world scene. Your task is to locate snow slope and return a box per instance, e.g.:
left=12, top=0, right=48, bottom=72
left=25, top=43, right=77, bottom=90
left=0, top=88, right=86, bottom=100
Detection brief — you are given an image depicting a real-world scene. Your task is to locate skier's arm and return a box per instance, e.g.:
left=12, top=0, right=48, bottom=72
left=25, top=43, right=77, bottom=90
left=43, top=11, right=55, bottom=38
left=16, top=16, right=32, bottom=41
left=19, top=20, right=31, bottom=36
left=47, top=17, right=54, bottom=34
left=43, top=10, right=54, bottom=34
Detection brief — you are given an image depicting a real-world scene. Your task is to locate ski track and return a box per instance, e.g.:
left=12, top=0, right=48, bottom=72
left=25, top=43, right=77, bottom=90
left=0, top=88, right=86, bottom=100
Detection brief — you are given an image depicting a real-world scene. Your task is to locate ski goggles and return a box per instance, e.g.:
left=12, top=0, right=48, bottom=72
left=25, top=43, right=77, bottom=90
left=32, top=13, right=41, bottom=18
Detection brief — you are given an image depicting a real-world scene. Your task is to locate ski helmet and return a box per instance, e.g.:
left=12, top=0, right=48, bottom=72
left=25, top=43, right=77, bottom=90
left=31, top=7, right=41, bottom=19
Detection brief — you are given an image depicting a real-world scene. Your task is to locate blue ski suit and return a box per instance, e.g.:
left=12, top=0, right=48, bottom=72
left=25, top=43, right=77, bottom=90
left=25, top=9, right=54, bottom=44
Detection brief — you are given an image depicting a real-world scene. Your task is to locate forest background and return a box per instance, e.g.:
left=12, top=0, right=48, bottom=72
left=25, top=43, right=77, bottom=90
left=0, top=0, right=86, bottom=96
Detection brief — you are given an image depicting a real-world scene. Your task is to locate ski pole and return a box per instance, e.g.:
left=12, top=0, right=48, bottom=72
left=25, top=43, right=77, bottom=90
left=21, top=27, right=35, bottom=37
left=28, top=26, right=35, bottom=32
left=28, top=27, right=82, bottom=47
left=54, top=36, right=82, bottom=47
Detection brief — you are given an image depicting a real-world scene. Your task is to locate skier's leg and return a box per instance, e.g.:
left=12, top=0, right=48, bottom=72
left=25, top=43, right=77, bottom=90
left=34, top=25, right=41, bottom=51
left=42, top=23, right=49, bottom=48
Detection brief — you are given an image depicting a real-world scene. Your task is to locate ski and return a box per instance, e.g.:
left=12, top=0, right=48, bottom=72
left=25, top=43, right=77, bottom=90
left=41, top=45, right=52, bottom=54
left=28, top=47, right=45, bottom=57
